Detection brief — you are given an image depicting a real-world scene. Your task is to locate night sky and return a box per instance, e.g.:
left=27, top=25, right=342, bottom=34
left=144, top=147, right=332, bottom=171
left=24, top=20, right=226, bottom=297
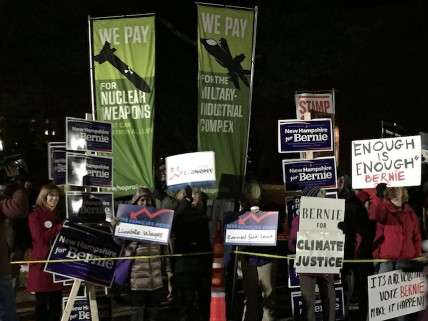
left=1, top=0, right=427, bottom=184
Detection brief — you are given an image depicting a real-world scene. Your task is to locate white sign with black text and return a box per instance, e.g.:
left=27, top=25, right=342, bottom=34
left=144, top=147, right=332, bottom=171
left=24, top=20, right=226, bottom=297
left=352, top=136, right=421, bottom=189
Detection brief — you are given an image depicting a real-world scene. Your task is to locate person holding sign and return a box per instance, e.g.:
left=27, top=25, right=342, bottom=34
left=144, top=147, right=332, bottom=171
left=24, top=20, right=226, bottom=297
left=336, top=172, right=376, bottom=321
left=288, top=186, right=336, bottom=321
left=172, top=186, right=212, bottom=321
left=26, top=183, right=63, bottom=321
left=370, top=186, right=422, bottom=272
left=122, top=187, right=171, bottom=321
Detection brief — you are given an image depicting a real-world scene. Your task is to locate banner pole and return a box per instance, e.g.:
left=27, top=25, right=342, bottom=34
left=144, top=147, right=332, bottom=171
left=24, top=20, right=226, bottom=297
left=242, top=6, right=259, bottom=181
left=88, top=15, right=96, bottom=119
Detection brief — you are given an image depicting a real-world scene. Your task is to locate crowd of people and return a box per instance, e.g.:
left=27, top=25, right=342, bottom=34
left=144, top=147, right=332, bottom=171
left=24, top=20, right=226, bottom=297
left=1, top=157, right=428, bottom=321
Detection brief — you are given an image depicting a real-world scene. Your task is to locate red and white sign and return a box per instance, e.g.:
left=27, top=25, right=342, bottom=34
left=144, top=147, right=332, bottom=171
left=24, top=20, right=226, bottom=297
left=295, top=93, right=335, bottom=120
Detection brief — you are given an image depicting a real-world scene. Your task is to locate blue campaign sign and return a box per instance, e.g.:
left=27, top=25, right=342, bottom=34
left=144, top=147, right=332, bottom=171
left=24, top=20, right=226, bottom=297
left=282, top=157, right=337, bottom=191
left=225, top=210, right=278, bottom=246
left=66, top=118, right=112, bottom=153
left=114, top=204, right=174, bottom=244
left=66, top=192, right=114, bottom=223
left=53, top=149, right=66, bottom=185
left=45, top=222, right=121, bottom=287
left=66, top=153, right=113, bottom=188
left=278, top=119, right=333, bottom=153
left=62, top=296, right=91, bottom=321
left=286, top=196, right=300, bottom=229
left=291, top=287, right=345, bottom=320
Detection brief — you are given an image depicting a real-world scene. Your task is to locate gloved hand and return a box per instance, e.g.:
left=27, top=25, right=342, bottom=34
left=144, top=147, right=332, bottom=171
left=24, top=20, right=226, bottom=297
left=376, top=183, right=387, bottom=199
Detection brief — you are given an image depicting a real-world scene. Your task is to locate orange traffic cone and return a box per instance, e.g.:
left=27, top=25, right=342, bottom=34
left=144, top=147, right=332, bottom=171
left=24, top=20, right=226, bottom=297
left=210, top=222, right=226, bottom=321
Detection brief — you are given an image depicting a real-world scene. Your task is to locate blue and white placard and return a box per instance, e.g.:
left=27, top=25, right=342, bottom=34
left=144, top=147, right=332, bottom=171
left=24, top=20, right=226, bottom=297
left=282, top=157, right=337, bottom=191
left=278, top=119, right=333, bottom=153
left=225, top=211, right=278, bottom=246
left=114, top=205, right=174, bottom=244
left=66, top=118, right=112, bottom=153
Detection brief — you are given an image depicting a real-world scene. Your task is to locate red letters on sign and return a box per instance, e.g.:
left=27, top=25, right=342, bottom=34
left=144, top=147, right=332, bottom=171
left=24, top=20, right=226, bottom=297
left=364, top=171, right=405, bottom=184
left=400, top=282, right=425, bottom=298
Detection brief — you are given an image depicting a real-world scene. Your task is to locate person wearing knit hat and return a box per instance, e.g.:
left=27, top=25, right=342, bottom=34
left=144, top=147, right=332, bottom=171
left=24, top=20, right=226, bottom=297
left=123, top=187, right=171, bottom=321
left=131, top=187, right=153, bottom=206
left=288, top=187, right=336, bottom=321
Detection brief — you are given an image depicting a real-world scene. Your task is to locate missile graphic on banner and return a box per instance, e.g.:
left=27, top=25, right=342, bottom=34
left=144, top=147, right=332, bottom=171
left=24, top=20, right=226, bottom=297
left=94, top=41, right=151, bottom=93
left=200, top=38, right=250, bottom=90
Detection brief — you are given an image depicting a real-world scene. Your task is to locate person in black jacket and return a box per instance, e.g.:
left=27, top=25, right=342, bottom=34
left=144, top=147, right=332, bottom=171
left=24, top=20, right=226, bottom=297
left=171, top=186, right=212, bottom=321
left=337, top=172, right=376, bottom=321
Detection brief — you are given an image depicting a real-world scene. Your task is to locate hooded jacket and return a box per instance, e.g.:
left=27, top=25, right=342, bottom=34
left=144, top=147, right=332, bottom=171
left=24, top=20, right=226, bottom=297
left=370, top=199, right=421, bottom=259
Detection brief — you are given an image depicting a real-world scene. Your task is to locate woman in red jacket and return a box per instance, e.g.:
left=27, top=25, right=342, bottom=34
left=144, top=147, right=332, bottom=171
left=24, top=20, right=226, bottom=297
left=27, top=183, right=63, bottom=321
left=370, top=186, right=422, bottom=273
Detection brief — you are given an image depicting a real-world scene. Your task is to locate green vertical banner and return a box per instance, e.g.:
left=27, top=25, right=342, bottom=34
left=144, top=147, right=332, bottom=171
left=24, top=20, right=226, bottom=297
left=91, top=15, right=155, bottom=197
left=197, top=4, right=257, bottom=197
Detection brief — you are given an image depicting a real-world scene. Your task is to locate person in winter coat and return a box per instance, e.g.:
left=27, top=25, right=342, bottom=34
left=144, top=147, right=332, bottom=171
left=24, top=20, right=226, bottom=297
left=336, top=173, right=376, bottom=321
left=27, top=183, right=63, bottom=321
left=0, top=178, right=28, bottom=321
left=369, top=186, right=422, bottom=321
left=237, top=188, right=277, bottom=321
left=125, top=187, right=171, bottom=321
left=370, top=186, right=422, bottom=272
left=171, top=186, right=212, bottom=321
left=288, top=186, right=336, bottom=321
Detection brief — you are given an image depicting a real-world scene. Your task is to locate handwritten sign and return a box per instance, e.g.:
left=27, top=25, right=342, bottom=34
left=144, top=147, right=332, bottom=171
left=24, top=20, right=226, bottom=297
left=278, top=119, right=333, bottom=153
left=282, top=157, right=337, bottom=191
left=352, top=136, right=421, bottom=189
left=368, top=270, right=427, bottom=321
left=114, top=204, right=174, bottom=244
left=225, top=210, right=278, bottom=246
left=421, top=132, right=428, bottom=164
